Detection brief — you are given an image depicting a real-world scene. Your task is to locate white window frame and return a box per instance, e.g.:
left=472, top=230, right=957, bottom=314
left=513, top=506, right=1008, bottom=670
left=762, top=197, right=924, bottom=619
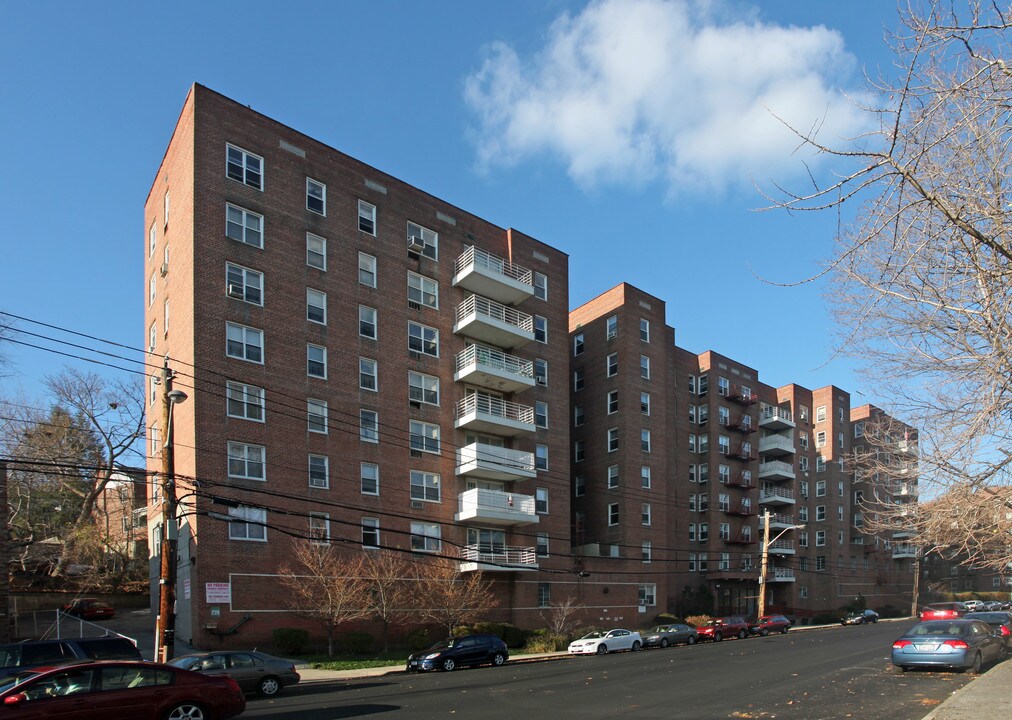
left=534, top=358, right=548, bottom=386
left=148, top=222, right=156, bottom=257
left=360, top=409, right=379, bottom=443
left=408, top=371, right=439, bottom=406
left=407, top=271, right=438, bottom=309
left=607, top=352, right=618, bottom=377
left=307, top=288, right=327, bottom=325
left=573, top=333, right=584, bottom=356
left=226, top=381, right=264, bottom=422
left=309, top=513, right=330, bottom=543
left=226, top=143, right=263, bottom=190
left=533, top=271, right=548, bottom=300
left=535, top=444, right=548, bottom=470
left=641, top=466, right=651, bottom=488
left=607, top=427, right=619, bottom=452
left=307, top=399, right=328, bottom=434
left=640, top=355, right=650, bottom=379
left=642, top=503, right=652, bottom=526
left=607, top=465, right=619, bottom=489
left=309, top=454, right=329, bottom=489
left=358, top=200, right=376, bottom=235
left=573, top=369, right=584, bottom=391
left=227, top=441, right=265, bottom=481
left=641, top=429, right=651, bottom=452
left=358, top=252, right=376, bottom=287
left=574, top=440, right=585, bottom=462
left=359, top=305, right=378, bottom=339
left=536, top=487, right=549, bottom=514
left=535, top=401, right=549, bottom=428
left=361, top=462, right=379, bottom=496
left=638, top=584, right=656, bottom=606
left=534, top=315, right=548, bottom=343
left=608, top=503, right=619, bottom=526
left=307, top=232, right=326, bottom=270
left=606, top=315, right=617, bottom=339
left=307, top=343, right=327, bottom=379
left=410, top=470, right=440, bottom=502
left=536, top=533, right=550, bottom=557
left=406, top=221, right=437, bottom=259
left=607, top=390, right=618, bottom=414
left=408, top=321, right=438, bottom=357
left=816, top=405, right=827, bottom=422
left=226, top=263, right=263, bottom=306
left=409, top=421, right=440, bottom=454
left=641, top=392, right=650, bottom=415
left=228, top=505, right=266, bottom=541
left=640, top=318, right=650, bottom=342
left=362, top=517, right=380, bottom=548
left=306, top=177, right=326, bottom=215
left=410, top=522, right=441, bottom=552
left=642, top=541, right=652, bottom=563
left=226, top=322, right=263, bottom=364
left=360, top=357, right=378, bottom=391
left=225, top=203, right=263, bottom=248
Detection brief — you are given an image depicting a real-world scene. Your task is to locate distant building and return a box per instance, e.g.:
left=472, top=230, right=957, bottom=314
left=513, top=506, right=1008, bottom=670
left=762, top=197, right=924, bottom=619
left=100, top=466, right=148, bottom=566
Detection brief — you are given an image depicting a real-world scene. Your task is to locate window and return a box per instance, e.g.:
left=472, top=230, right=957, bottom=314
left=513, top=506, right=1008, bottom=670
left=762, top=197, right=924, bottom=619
left=698, top=554, right=708, bottom=571
left=799, top=431, right=809, bottom=449
left=607, top=465, right=619, bottom=488
left=854, top=421, right=865, bottom=438
left=608, top=503, right=619, bottom=526
left=719, top=553, right=731, bottom=571
left=307, top=233, right=326, bottom=270
left=406, top=221, right=437, bottom=259
left=149, top=222, right=157, bottom=257
left=640, top=318, right=650, bottom=342
left=607, top=428, right=619, bottom=452
left=410, top=522, right=441, bottom=552
left=719, top=522, right=730, bottom=540
left=360, top=409, right=378, bottom=442
left=410, top=470, right=440, bottom=502
left=226, top=263, right=263, bottom=305
left=799, top=456, right=809, bottom=472
left=816, top=431, right=826, bottom=448
left=357, top=358, right=378, bottom=391
left=698, top=434, right=709, bottom=453
left=408, top=371, right=439, bottom=405
left=573, top=369, right=584, bottom=391
left=638, top=584, right=656, bottom=606
left=607, top=352, right=618, bottom=376
left=574, top=475, right=586, bottom=496
left=816, top=479, right=827, bottom=497
left=816, top=556, right=827, bottom=571
left=642, top=541, right=652, bottom=563
left=538, top=583, right=551, bottom=608
left=607, top=390, right=619, bottom=414
left=816, top=505, right=827, bottom=521
left=536, top=533, right=550, bottom=557
left=225, top=204, right=263, bottom=248
left=816, top=405, right=827, bottom=422
left=307, top=288, right=327, bottom=324
left=698, top=523, right=709, bottom=541
left=688, top=553, right=697, bottom=571
left=837, top=505, right=844, bottom=521
left=574, top=440, right=585, bottom=462
left=309, top=513, right=330, bottom=542
left=309, top=454, right=329, bottom=489
left=606, top=315, right=618, bottom=339
left=718, top=493, right=730, bottom=512
left=698, top=375, right=709, bottom=394
left=799, top=506, right=809, bottom=522
left=640, top=355, right=650, bottom=379
left=641, top=466, right=651, bottom=488
left=718, top=377, right=730, bottom=396
left=535, top=487, right=549, bottom=514
left=409, top=421, right=440, bottom=454
left=534, top=358, right=548, bottom=386
left=573, top=333, right=584, bottom=356
left=149, top=272, right=156, bottom=305
left=358, top=252, right=376, bottom=287
left=226, top=323, right=263, bottom=363
left=698, top=493, right=709, bottom=511
left=359, top=306, right=377, bottom=339
left=361, top=462, right=379, bottom=495
left=535, top=401, right=548, bottom=428
left=816, top=455, right=826, bottom=472
left=407, top=272, right=438, bottom=309
left=228, top=506, right=266, bottom=541
left=718, top=435, right=730, bottom=454
left=226, top=382, right=264, bottom=422
left=798, top=531, right=809, bottom=547
left=641, top=429, right=651, bottom=452
left=534, top=271, right=548, bottom=300
left=839, top=406, right=845, bottom=423
left=718, top=464, right=730, bottom=484
left=358, top=200, right=376, bottom=235
left=574, top=405, right=584, bottom=427
left=688, top=523, right=697, bottom=541
left=534, top=315, right=547, bottom=343
left=816, top=530, right=827, bottom=546
left=529, top=443, right=546, bottom=470
left=641, top=392, right=651, bottom=415
left=227, top=441, right=265, bottom=480
left=226, top=144, right=263, bottom=189
left=362, top=518, right=380, bottom=548
left=307, top=399, right=328, bottom=434
left=717, top=406, right=729, bottom=426
left=641, top=503, right=652, bottom=525
left=306, top=178, right=326, bottom=215
left=408, top=321, right=438, bottom=356
left=163, top=300, right=169, bottom=335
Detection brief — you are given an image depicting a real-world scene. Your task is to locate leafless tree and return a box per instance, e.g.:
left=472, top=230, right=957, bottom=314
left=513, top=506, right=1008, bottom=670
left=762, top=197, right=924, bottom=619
left=360, top=550, right=419, bottom=652
left=767, top=1, right=1012, bottom=569
left=541, top=595, right=585, bottom=637
left=276, top=541, right=371, bottom=656
left=416, top=556, right=498, bottom=634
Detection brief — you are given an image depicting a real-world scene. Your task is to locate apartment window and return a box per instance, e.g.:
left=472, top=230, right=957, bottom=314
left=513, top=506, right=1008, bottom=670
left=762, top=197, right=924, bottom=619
left=816, top=479, right=827, bottom=497
left=359, top=358, right=378, bottom=391
left=607, top=390, right=619, bottom=414
left=535, top=444, right=549, bottom=470
left=574, top=475, right=586, bottom=496
left=307, top=233, right=326, bottom=270
left=533, top=271, right=548, bottom=301
left=226, top=263, right=263, bottom=305
left=641, top=429, right=651, bottom=452
left=718, top=435, right=730, bottom=454
left=641, top=503, right=652, bottom=526
left=407, top=272, right=438, bottom=309
left=698, top=434, right=709, bottom=454
left=688, top=434, right=697, bottom=453
left=149, top=273, right=156, bottom=305
left=537, top=583, right=551, bottom=608
left=718, top=406, right=730, bottom=426
left=718, top=377, right=730, bottom=396
left=535, top=487, right=549, bottom=514
left=641, top=466, right=651, bottom=488
left=698, top=375, right=709, bottom=394
left=535, top=401, right=548, bottom=428
left=307, top=399, right=328, bottom=434
left=308, top=454, right=329, bottom=489
left=837, top=505, right=844, bottom=521
left=406, top=221, right=438, bottom=259
left=534, top=315, right=548, bottom=343
left=698, top=523, right=709, bottom=541
left=358, top=200, right=376, bottom=235
left=226, top=144, right=263, bottom=189
left=307, top=288, right=327, bottom=324
left=574, top=440, right=585, bottom=462
left=641, top=392, right=650, bottom=415
left=642, top=541, right=652, bottom=563
left=799, top=456, right=809, bottom=471
left=719, top=522, right=730, bottom=540
left=718, top=493, right=730, bottom=512
left=573, top=333, right=584, bottom=356
left=854, top=421, right=865, bottom=438
left=606, top=352, right=618, bottom=377
left=839, top=406, right=845, bottom=423
left=574, top=405, right=584, bottom=427
left=838, top=481, right=844, bottom=496
left=640, top=318, right=650, bottom=342
left=309, top=513, right=330, bottom=543
left=306, top=178, right=326, bottom=215
left=410, top=470, right=440, bottom=502
left=149, top=223, right=156, bottom=257
left=719, top=553, right=731, bottom=571
left=815, top=530, right=827, bottom=547
left=607, top=428, right=619, bottom=452
left=408, top=371, right=439, bottom=405
left=408, top=321, right=438, bottom=356
left=799, top=431, right=809, bottom=449
left=225, top=204, right=263, bottom=248
left=536, top=533, right=550, bottom=557
left=698, top=493, right=709, bottom=511
left=816, top=455, right=826, bottom=472
left=228, top=506, right=266, bottom=541
left=798, top=531, right=809, bottom=547
left=816, top=431, right=826, bottom=448
left=359, top=306, right=377, bottom=339
left=360, top=409, right=379, bottom=442
left=718, top=464, right=730, bottom=484
left=227, top=441, right=265, bottom=481
left=799, top=506, right=809, bottom=522
left=304, top=343, right=327, bottom=379
left=362, top=518, right=380, bottom=548
left=816, top=556, right=827, bottom=571
left=608, top=503, right=619, bottom=526
left=410, top=522, right=441, bottom=552
left=816, top=505, right=827, bottom=521
left=838, top=432, right=845, bottom=449
left=607, top=465, right=619, bottom=489
left=409, top=421, right=440, bottom=454
left=606, top=315, right=618, bottom=339
left=816, top=405, right=827, bottom=422
left=534, top=358, right=548, bottom=386
left=640, top=355, right=650, bottom=379
left=573, top=369, right=584, bottom=391
left=688, top=553, right=697, bottom=571
left=225, top=322, right=263, bottom=363
left=361, top=462, right=379, bottom=495
left=225, top=381, right=264, bottom=423
left=358, top=252, right=376, bottom=287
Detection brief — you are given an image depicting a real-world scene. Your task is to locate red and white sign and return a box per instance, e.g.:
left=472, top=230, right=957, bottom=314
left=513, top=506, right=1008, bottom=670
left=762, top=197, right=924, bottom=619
left=205, top=582, right=231, bottom=604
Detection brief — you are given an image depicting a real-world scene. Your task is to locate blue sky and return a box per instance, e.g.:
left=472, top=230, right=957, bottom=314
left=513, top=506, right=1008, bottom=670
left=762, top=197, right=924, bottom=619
left=1, top=0, right=903, bottom=405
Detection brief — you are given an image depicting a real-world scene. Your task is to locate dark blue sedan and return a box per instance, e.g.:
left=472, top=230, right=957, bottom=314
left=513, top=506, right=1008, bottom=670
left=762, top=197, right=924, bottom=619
left=891, top=619, right=1007, bottom=673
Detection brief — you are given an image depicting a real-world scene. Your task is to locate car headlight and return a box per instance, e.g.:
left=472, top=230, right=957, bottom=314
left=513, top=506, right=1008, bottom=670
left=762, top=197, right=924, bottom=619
left=424, top=653, right=441, bottom=660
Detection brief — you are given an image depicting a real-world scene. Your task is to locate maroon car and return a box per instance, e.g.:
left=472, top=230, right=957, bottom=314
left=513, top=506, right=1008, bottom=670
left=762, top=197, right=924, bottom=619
left=61, top=598, right=115, bottom=621
left=0, top=660, right=245, bottom=720
left=696, top=616, right=750, bottom=642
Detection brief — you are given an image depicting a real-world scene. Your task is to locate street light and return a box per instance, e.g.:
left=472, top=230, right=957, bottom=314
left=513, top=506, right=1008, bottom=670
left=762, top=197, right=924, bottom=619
left=758, top=509, right=804, bottom=618
left=155, top=361, right=186, bottom=663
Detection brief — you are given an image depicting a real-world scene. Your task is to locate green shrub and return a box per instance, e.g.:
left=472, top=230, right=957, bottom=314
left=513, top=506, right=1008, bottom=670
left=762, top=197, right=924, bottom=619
left=272, top=627, right=310, bottom=656
left=342, top=631, right=374, bottom=654
left=522, top=633, right=567, bottom=653
left=406, top=627, right=431, bottom=651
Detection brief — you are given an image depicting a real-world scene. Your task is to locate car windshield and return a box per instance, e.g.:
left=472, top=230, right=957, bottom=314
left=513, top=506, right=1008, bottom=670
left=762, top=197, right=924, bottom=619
left=0, top=670, right=40, bottom=694
left=426, top=639, right=457, bottom=651
left=909, top=622, right=967, bottom=637
left=702, top=620, right=722, bottom=627
left=649, top=626, right=670, bottom=633
left=165, top=657, right=198, bottom=669
left=580, top=632, right=605, bottom=640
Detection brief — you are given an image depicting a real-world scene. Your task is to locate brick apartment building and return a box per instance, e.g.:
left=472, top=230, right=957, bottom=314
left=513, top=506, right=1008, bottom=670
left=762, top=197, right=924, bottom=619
left=100, top=466, right=149, bottom=568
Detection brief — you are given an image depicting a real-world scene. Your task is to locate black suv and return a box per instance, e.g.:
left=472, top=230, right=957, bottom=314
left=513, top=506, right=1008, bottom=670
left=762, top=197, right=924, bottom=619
left=0, top=637, right=142, bottom=678
left=406, top=634, right=509, bottom=672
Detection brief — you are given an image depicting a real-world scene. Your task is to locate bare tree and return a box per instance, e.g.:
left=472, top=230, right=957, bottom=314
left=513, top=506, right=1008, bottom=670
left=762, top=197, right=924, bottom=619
left=361, top=550, right=418, bottom=652
left=541, top=595, right=585, bottom=637
left=416, top=557, right=498, bottom=634
left=276, top=541, right=371, bottom=656
left=767, top=1, right=1012, bottom=569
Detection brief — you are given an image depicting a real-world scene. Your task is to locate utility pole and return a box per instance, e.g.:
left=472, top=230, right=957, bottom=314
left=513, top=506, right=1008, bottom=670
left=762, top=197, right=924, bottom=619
left=0, top=460, right=10, bottom=643
left=911, top=552, right=921, bottom=617
left=155, top=360, right=186, bottom=663
left=758, top=508, right=771, bottom=618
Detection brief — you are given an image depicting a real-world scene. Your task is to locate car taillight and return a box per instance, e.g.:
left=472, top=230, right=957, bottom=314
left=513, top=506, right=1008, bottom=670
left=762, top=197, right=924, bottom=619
left=942, top=640, right=968, bottom=649
left=1001, top=626, right=1011, bottom=637
left=893, top=640, right=912, bottom=649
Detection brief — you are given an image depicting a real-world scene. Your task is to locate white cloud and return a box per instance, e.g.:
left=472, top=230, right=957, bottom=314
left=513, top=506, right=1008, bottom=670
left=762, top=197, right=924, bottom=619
left=464, top=0, right=871, bottom=194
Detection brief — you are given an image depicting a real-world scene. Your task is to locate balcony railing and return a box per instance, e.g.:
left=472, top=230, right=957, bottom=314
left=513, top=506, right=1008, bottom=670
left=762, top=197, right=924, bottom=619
left=460, top=543, right=537, bottom=569
left=453, top=344, right=535, bottom=393
left=759, top=485, right=796, bottom=504
left=759, top=434, right=796, bottom=456
left=456, top=488, right=538, bottom=526
left=769, top=567, right=796, bottom=581
left=758, top=460, right=795, bottom=480
left=768, top=539, right=795, bottom=554
left=454, top=294, right=535, bottom=348
left=454, top=246, right=533, bottom=285
left=760, top=513, right=795, bottom=528
left=892, top=543, right=918, bottom=559
left=456, top=442, right=535, bottom=480
left=454, top=393, right=535, bottom=436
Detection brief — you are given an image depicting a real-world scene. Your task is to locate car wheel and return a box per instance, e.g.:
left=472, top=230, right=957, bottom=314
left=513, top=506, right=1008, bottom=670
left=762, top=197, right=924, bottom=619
left=492, top=653, right=506, bottom=666
left=738, top=630, right=748, bottom=640
left=165, top=703, right=206, bottom=720
left=257, top=676, right=282, bottom=697
left=966, top=652, right=983, bottom=675
left=781, top=626, right=789, bottom=634
left=442, top=658, right=456, bottom=671
left=687, top=635, right=697, bottom=645
left=659, top=638, right=669, bottom=649
left=713, top=633, right=723, bottom=642
left=596, top=644, right=608, bottom=655
left=759, top=628, right=769, bottom=637
left=997, top=645, right=1008, bottom=663
left=631, top=641, right=641, bottom=651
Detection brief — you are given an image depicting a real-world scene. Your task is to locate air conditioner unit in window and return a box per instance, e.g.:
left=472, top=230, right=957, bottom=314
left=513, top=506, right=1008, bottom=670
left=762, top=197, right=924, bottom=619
left=408, top=301, right=421, bottom=310
left=160, top=262, right=169, bottom=277
left=407, top=235, right=426, bottom=252
left=410, top=449, right=423, bottom=458
left=227, top=283, right=245, bottom=299
left=535, top=375, right=547, bottom=385
left=410, top=500, right=424, bottom=510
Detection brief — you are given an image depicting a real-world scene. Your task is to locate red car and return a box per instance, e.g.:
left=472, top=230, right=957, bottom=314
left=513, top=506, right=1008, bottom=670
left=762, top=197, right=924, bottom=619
left=696, top=616, right=750, bottom=642
left=0, top=660, right=245, bottom=720
left=918, top=602, right=968, bottom=620
left=61, top=598, right=115, bottom=620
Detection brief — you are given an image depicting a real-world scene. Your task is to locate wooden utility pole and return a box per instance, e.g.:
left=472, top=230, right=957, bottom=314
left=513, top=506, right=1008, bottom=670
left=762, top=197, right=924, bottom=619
left=0, top=460, right=10, bottom=643
left=757, top=508, right=771, bottom=618
left=155, top=361, right=184, bottom=662
left=911, top=553, right=921, bottom=617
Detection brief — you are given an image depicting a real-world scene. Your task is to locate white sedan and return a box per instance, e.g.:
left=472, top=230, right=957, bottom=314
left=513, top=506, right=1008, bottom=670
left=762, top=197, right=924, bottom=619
left=568, top=629, right=642, bottom=655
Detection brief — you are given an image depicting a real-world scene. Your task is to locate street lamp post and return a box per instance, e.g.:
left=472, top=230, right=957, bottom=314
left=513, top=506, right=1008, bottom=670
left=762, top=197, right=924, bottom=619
left=155, top=360, right=187, bottom=663
left=758, top=509, right=804, bottom=618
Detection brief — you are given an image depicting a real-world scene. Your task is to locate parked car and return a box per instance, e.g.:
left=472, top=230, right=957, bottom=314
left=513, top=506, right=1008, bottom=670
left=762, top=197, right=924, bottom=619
left=61, top=598, right=115, bottom=620
left=918, top=602, right=968, bottom=620
left=407, top=634, right=508, bottom=671
left=167, top=649, right=300, bottom=696
left=891, top=619, right=1007, bottom=673
left=842, top=609, right=880, bottom=625
left=962, top=600, right=986, bottom=612
left=963, top=612, right=1012, bottom=651
left=641, top=624, right=698, bottom=648
left=0, top=660, right=245, bottom=720
left=0, top=637, right=142, bottom=679
left=696, top=616, right=750, bottom=642
left=983, top=601, right=1004, bottom=611
left=749, top=615, right=792, bottom=636
left=567, top=629, right=642, bottom=655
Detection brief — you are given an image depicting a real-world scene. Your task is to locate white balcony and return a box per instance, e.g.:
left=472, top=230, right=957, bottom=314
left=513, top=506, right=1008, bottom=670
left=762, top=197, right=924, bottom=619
left=892, top=529, right=915, bottom=540
left=759, top=403, right=795, bottom=430
left=768, top=566, right=796, bottom=582
left=759, top=485, right=796, bottom=505
left=454, top=294, right=534, bottom=349
left=759, top=433, right=796, bottom=457
left=893, top=543, right=918, bottom=559
left=758, top=460, right=795, bottom=481
left=760, top=513, right=795, bottom=530
left=454, top=344, right=535, bottom=394
left=459, top=544, right=537, bottom=572
left=452, top=246, right=535, bottom=305
left=454, top=394, right=535, bottom=437
left=456, top=443, right=536, bottom=481
left=455, top=488, right=539, bottom=527
left=768, top=539, right=795, bottom=555
left=893, top=484, right=917, bottom=498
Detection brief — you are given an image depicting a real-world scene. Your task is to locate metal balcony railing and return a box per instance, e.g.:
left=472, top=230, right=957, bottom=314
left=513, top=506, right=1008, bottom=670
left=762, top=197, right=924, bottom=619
left=455, top=393, right=535, bottom=425
left=460, top=544, right=536, bottom=566
left=454, top=246, right=533, bottom=286
left=457, top=488, right=536, bottom=517
left=759, top=403, right=794, bottom=424
left=457, top=443, right=535, bottom=474
left=455, top=294, right=534, bottom=333
left=760, top=486, right=796, bottom=501
left=455, top=344, right=534, bottom=378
